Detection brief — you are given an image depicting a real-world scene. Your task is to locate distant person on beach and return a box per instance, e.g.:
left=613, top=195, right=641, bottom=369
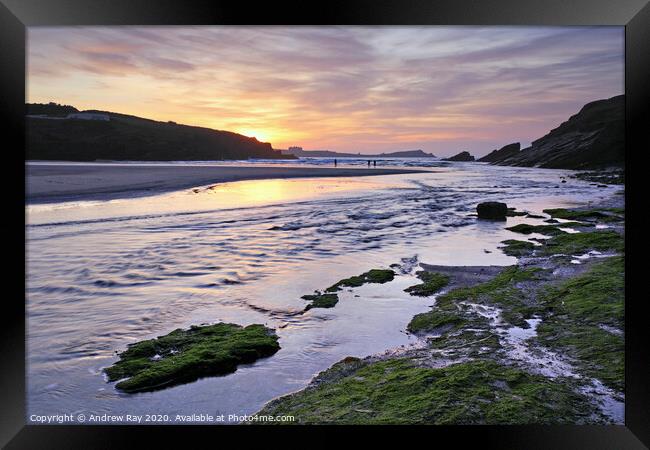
left=367, top=160, right=371, bottom=167
left=373, top=160, right=376, bottom=167
left=334, top=158, right=337, bottom=167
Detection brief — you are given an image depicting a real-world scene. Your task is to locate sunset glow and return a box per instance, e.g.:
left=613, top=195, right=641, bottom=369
left=27, top=26, right=624, bottom=156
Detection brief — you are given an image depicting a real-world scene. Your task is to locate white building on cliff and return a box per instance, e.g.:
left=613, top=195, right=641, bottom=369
left=66, top=112, right=110, bottom=121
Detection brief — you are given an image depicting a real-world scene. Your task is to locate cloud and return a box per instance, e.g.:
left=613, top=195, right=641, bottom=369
left=27, top=26, right=623, bottom=156
left=145, top=56, right=195, bottom=72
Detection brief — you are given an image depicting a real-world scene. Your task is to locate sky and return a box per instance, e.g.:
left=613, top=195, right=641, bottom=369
left=27, top=26, right=624, bottom=157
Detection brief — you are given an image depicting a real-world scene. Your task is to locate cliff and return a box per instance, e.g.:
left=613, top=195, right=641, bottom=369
left=477, top=143, right=521, bottom=163
left=444, top=151, right=475, bottom=162
left=494, top=95, right=624, bottom=169
left=26, top=103, right=292, bottom=161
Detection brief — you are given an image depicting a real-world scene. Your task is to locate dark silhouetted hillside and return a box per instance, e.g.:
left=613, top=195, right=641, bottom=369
left=26, top=104, right=293, bottom=161
left=477, top=143, right=520, bottom=163
left=493, top=95, right=624, bottom=169
left=27, top=102, right=79, bottom=117
left=444, top=151, right=475, bottom=161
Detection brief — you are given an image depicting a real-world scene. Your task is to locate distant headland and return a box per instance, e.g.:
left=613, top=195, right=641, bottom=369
left=26, top=95, right=624, bottom=170
left=26, top=103, right=293, bottom=162
left=278, top=147, right=437, bottom=159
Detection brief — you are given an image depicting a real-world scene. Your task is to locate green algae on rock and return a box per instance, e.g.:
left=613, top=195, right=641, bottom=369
left=407, top=309, right=465, bottom=334
left=326, top=269, right=395, bottom=292
left=539, top=230, right=624, bottom=256
left=543, top=208, right=623, bottom=223
left=257, top=229, right=625, bottom=424
left=301, top=268, right=395, bottom=310
left=302, top=293, right=339, bottom=310
left=534, top=256, right=624, bottom=391
left=505, top=223, right=591, bottom=236
left=258, top=359, right=601, bottom=424
left=428, top=328, right=502, bottom=359
left=104, top=323, right=280, bottom=393
left=258, top=199, right=624, bottom=424
left=404, top=271, right=450, bottom=297
left=435, top=266, right=544, bottom=328
left=499, top=239, right=536, bottom=257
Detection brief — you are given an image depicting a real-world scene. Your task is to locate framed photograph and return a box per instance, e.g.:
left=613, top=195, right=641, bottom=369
left=2, top=0, right=648, bottom=447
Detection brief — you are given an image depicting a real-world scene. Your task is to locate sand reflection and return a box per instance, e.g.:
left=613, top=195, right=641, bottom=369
left=202, top=177, right=401, bottom=207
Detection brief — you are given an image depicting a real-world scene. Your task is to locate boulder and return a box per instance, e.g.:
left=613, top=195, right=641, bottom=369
left=103, top=323, right=280, bottom=393
left=444, top=151, right=475, bottom=162
left=477, top=143, right=521, bottom=163
left=477, top=202, right=508, bottom=220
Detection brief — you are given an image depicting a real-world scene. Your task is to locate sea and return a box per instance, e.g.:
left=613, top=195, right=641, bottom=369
left=25, top=157, right=622, bottom=423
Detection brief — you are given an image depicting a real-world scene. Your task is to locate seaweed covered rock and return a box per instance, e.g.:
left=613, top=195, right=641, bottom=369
left=434, top=265, right=544, bottom=328
left=539, top=230, right=624, bottom=256
left=543, top=208, right=624, bottom=223
left=499, top=239, right=536, bottom=257
left=256, top=233, right=625, bottom=425
left=506, top=224, right=565, bottom=236
left=300, top=269, right=395, bottom=311
left=477, top=202, right=508, bottom=220
left=407, top=310, right=465, bottom=334
left=326, top=269, right=395, bottom=292
left=404, top=271, right=450, bottom=297
left=506, top=222, right=595, bottom=236
left=302, top=293, right=339, bottom=310
left=104, top=323, right=280, bottom=393
left=257, top=359, right=601, bottom=424
left=534, top=256, right=624, bottom=391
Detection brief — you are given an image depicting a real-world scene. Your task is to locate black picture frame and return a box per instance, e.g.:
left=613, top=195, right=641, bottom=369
left=2, top=0, right=648, bottom=448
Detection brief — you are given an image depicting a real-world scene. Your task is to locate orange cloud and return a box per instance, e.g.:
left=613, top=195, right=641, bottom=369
left=27, top=26, right=624, bottom=156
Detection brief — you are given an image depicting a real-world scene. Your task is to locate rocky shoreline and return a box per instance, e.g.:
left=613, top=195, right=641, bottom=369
left=256, top=192, right=625, bottom=424
left=99, top=177, right=625, bottom=425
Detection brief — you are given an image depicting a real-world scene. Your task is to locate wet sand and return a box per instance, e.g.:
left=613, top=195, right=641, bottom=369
left=26, top=163, right=429, bottom=203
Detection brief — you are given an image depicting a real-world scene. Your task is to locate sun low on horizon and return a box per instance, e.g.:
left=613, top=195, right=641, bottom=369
left=27, top=26, right=623, bottom=157
left=232, top=128, right=275, bottom=144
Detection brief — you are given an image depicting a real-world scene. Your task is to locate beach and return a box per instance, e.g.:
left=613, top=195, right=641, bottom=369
left=25, top=159, right=625, bottom=424
left=26, top=163, right=427, bottom=203
left=16, top=21, right=632, bottom=434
